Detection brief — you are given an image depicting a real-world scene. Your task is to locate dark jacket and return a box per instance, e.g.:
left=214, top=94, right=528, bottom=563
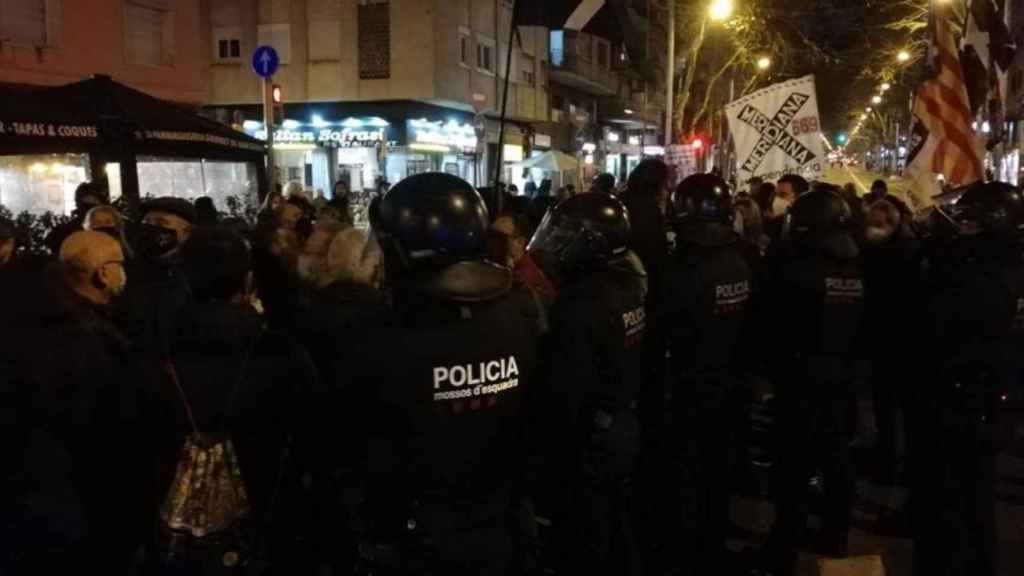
left=620, top=191, right=668, bottom=304
left=156, top=301, right=320, bottom=524
left=8, top=268, right=157, bottom=573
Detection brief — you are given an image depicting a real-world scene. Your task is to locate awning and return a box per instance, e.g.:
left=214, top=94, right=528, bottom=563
left=515, top=150, right=579, bottom=171
left=0, top=75, right=265, bottom=160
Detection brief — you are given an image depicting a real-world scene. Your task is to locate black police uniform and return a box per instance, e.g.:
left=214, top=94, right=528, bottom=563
left=914, top=182, right=1024, bottom=576
left=352, top=173, right=542, bottom=576
left=661, top=174, right=754, bottom=569
left=762, top=186, right=864, bottom=576
left=528, top=193, right=648, bottom=576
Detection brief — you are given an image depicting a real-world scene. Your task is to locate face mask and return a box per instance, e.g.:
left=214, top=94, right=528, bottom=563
left=136, top=223, right=179, bottom=261
left=772, top=197, right=793, bottom=217
left=864, top=225, right=895, bottom=244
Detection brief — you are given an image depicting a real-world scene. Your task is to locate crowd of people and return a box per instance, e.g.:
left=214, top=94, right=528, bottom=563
left=0, top=159, right=1018, bottom=576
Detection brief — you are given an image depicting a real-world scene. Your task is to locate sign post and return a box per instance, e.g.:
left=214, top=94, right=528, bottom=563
left=253, top=45, right=280, bottom=190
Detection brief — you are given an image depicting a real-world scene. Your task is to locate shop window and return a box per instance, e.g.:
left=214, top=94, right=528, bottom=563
left=213, top=26, right=241, bottom=62
left=358, top=0, right=390, bottom=79
left=0, top=154, right=90, bottom=216
left=135, top=157, right=258, bottom=213
left=459, top=27, right=471, bottom=67
left=125, top=1, right=174, bottom=67
left=257, top=23, right=291, bottom=64
left=477, top=36, right=495, bottom=75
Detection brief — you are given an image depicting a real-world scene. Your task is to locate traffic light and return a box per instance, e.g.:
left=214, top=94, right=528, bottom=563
left=271, top=84, right=284, bottom=126
left=837, top=133, right=848, bottom=145
left=691, top=137, right=705, bottom=150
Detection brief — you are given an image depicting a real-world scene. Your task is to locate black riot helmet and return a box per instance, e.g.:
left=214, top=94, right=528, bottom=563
left=527, top=192, right=631, bottom=279
left=949, top=180, right=1024, bottom=239
left=671, top=173, right=733, bottom=225
left=785, top=183, right=858, bottom=259
left=371, top=172, right=511, bottom=301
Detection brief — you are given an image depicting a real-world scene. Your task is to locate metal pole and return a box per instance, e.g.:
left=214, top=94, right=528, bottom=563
left=263, top=78, right=276, bottom=191
left=494, top=0, right=517, bottom=200
left=665, top=0, right=675, bottom=147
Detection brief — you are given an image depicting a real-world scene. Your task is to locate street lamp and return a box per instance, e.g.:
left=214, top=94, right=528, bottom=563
left=897, top=50, right=911, bottom=63
left=872, top=95, right=882, bottom=104
left=866, top=107, right=872, bottom=112
left=709, top=0, right=734, bottom=22
left=757, top=56, right=771, bottom=71
left=881, top=82, right=891, bottom=92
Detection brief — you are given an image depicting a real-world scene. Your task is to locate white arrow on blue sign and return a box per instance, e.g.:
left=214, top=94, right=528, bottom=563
left=252, top=45, right=280, bottom=78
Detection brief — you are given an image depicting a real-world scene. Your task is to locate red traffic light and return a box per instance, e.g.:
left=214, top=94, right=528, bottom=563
left=272, top=84, right=283, bottom=104
left=691, top=138, right=704, bottom=150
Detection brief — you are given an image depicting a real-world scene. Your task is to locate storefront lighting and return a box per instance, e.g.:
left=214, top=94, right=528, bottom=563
left=643, top=146, right=665, bottom=155
left=608, top=132, right=620, bottom=142
left=243, top=120, right=263, bottom=131
left=29, top=163, right=46, bottom=173
left=342, top=118, right=365, bottom=128
left=282, top=119, right=301, bottom=129
left=273, top=143, right=316, bottom=151
left=410, top=143, right=452, bottom=153
left=624, top=109, right=635, bottom=115
left=582, top=142, right=597, bottom=153
left=629, top=136, right=641, bottom=146
left=367, top=117, right=390, bottom=127
left=311, top=115, right=329, bottom=127
left=982, top=121, right=992, bottom=134
left=585, top=154, right=594, bottom=165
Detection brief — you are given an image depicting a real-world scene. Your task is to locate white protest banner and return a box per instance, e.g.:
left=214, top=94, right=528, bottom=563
left=725, top=75, right=825, bottom=182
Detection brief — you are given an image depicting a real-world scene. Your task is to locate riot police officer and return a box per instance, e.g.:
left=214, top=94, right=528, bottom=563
left=661, top=174, right=754, bottom=570
left=915, top=181, right=1024, bottom=576
left=760, top=184, right=864, bottom=576
left=353, top=173, right=542, bottom=575
left=527, top=193, right=648, bottom=576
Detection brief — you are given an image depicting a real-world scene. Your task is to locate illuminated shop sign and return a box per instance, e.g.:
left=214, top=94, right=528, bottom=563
left=408, top=118, right=477, bottom=152
left=244, top=117, right=397, bottom=149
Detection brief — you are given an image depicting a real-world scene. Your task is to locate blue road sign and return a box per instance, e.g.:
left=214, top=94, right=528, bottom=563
left=252, top=46, right=279, bottom=78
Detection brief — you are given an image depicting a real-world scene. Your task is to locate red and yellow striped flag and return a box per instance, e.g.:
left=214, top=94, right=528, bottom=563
left=911, top=2, right=984, bottom=187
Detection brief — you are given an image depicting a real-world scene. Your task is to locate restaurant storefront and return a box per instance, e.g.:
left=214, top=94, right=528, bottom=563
left=0, top=76, right=266, bottom=216
left=208, top=101, right=481, bottom=195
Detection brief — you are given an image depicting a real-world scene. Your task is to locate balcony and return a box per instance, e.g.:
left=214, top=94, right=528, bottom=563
left=549, top=31, right=618, bottom=96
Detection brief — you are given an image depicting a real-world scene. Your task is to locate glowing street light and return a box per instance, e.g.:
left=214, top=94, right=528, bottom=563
left=897, top=50, right=911, bottom=63
left=860, top=114, right=867, bottom=120
left=881, top=82, right=891, bottom=92
left=866, top=107, right=872, bottom=112
left=872, top=95, right=883, bottom=104
left=757, top=56, right=771, bottom=70
left=709, top=0, right=734, bottom=22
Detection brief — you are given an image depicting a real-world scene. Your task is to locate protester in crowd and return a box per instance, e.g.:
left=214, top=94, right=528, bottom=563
left=313, top=189, right=329, bottom=212
left=45, top=179, right=110, bottom=254
left=755, top=181, right=775, bottom=218
left=84, top=204, right=134, bottom=260
left=732, top=191, right=770, bottom=264
left=489, top=212, right=556, bottom=306
left=764, top=174, right=809, bottom=241
left=565, top=184, right=577, bottom=198
left=12, top=230, right=154, bottom=572
left=865, top=179, right=888, bottom=205
left=151, top=227, right=324, bottom=572
left=192, top=196, right=219, bottom=227
left=621, top=159, right=670, bottom=448
left=538, top=178, right=553, bottom=199
left=747, top=176, right=764, bottom=196
left=122, top=197, right=196, bottom=356
left=259, top=187, right=285, bottom=221
left=524, top=175, right=538, bottom=198
left=591, top=173, right=617, bottom=195
left=0, top=217, right=14, bottom=270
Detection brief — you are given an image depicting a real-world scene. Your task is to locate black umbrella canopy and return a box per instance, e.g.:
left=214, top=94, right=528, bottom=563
left=0, top=75, right=264, bottom=159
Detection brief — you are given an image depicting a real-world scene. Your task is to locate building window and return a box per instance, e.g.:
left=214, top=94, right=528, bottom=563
left=597, top=40, right=610, bottom=69
left=125, top=1, right=174, bottom=67
left=358, top=0, right=390, bottom=79
left=213, top=26, right=241, bottom=62
left=459, top=27, right=471, bottom=67
left=1, top=0, right=48, bottom=46
left=257, top=23, right=291, bottom=65
left=520, top=55, right=535, bottom=85
left=477, top=36, right=495, bottom=75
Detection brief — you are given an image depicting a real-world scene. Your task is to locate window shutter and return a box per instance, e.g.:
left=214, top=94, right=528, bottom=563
left=2, top=0, right=46, bottom=46
left=125, top=2, right=163, bottom=66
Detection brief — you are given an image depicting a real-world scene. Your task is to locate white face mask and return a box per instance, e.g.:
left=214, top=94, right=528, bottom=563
left=865, top=224, right=896, bottom=244
left=772, top=196, right=793, bottom=217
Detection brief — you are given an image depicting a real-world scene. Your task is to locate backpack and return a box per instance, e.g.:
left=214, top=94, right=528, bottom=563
left=157, top=335, right=282, bottom=572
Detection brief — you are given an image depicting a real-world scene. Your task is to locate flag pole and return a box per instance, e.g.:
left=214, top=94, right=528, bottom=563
left=493, top=0, right=519, bottom=213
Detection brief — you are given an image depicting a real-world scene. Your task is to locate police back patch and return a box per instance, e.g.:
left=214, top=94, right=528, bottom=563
left=432, top=356, right=520, bottom=406
left=622, top=306, right=646, bottom=347
left=825, top=277, right=863, bottom=304
left=715, top=280, right=750, bottom=315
